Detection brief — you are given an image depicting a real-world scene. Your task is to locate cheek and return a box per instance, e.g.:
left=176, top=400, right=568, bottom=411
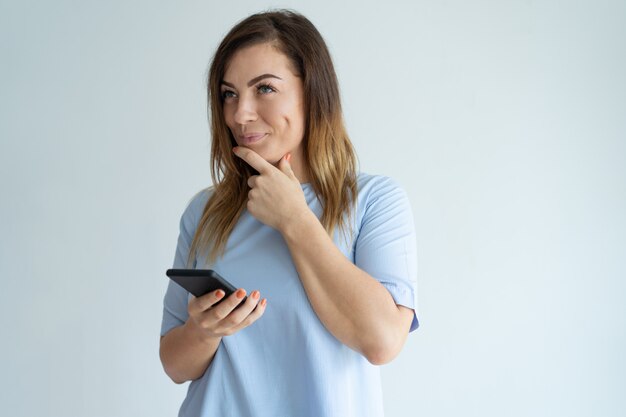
left=222, top=105, right=235, bottom=128
left=289, top=94, right=306, bottom=132
left=265, top=100, right=288, bottom=122
left=273, top=99, right=305, bottom=130
left=288, top=106, right=306, bottom=136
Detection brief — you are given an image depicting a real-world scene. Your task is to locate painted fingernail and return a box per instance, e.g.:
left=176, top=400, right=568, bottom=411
left=236, top=289, right=246, bottom=299
left=261, top=298, right=267, bottom=307
left=252, top=290, right=260, bottom=300
left=215, top=290, right=225, bottom=299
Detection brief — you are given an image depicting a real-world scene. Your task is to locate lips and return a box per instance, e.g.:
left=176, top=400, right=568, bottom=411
left=239, top=133, right=267, bottom=145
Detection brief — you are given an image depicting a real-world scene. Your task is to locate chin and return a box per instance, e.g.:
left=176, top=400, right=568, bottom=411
left=253, top=149, right=282, bottom=165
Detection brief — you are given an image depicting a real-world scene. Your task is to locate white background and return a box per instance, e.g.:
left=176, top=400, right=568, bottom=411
left=1, top=1, right=625, bottom=416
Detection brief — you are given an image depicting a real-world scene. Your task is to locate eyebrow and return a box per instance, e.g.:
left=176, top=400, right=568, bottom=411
left=221, top=73, right=283, bottom=88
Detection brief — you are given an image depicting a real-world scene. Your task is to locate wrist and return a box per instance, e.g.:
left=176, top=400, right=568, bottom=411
left=280, top=208, right=319, bottom=241
left=183, top=319, right=221, bottom=347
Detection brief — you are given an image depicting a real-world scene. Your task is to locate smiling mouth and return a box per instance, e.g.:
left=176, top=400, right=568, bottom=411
left=240, top=133, right=267, bottom=145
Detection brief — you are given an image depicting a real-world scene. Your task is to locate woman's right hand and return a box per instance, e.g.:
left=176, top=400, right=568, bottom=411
left=185, top=288, right=267, bottom=341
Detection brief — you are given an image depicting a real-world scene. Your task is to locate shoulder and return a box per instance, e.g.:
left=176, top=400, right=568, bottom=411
left=187, top=187, right=213, bottom=211
left=180, top=186, right=214, bottom=225
left=355, top=172, right=409, bottom=206
left=352, top=172, right=414, bottom=229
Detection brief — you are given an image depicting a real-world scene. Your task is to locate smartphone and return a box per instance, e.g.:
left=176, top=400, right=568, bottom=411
left=166, top=269, right=245, bottom=302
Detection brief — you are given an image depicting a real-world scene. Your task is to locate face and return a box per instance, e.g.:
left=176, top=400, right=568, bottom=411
left=221, top=43, right=307, bottom=177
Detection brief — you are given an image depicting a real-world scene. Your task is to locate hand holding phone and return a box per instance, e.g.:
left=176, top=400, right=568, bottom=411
left=166, top=269, right=267, bottom=340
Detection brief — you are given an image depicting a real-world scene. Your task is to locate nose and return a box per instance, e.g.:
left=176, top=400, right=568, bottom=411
left=233, top=94, right=257, bottom=125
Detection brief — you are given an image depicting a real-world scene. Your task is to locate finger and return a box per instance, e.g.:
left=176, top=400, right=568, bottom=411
left=247, top=174, right=259, bottom=188
left=230, top=297, right=268, bottom=333
left=189, top=289, right=226, bottom=315
left=233, top=147, right=275, bottom=175
left=219, top=290, right=263, bottom=330
left=206, top=288, right=248, bottom=321
left=278, top=153, right=296, bottom=179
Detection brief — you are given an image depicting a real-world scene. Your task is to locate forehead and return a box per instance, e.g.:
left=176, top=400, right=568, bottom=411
left=223, top=42, right=297, bottom=81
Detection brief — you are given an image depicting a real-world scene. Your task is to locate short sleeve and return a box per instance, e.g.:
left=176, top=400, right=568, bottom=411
left=160, top=189, right=211, bottom=337
left=354, top=177, right=419, bottom=332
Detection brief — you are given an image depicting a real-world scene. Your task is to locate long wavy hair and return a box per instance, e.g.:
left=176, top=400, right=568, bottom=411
left=188, top=9, right=358, bottom=266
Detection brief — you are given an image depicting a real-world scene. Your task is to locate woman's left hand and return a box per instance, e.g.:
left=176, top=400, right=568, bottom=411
left=233, top=147, right=310, bottom=232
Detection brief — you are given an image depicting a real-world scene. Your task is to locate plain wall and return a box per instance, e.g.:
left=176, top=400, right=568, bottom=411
left=1, top=0, right=624, bottom=416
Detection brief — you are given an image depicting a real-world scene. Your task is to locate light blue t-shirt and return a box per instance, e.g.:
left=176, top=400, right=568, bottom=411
left=161, top=173, right=419, bottom=417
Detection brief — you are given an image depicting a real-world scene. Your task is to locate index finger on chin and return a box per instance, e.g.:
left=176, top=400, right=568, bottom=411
left=233, top=147, right=274, bottom=175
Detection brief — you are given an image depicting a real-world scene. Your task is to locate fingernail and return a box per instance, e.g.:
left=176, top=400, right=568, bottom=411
left=236, top=289, right=246, bottom=299
left=216, top=290, right=225, bottom=299
left=261, top=298, right=267, bottom=307
left=252, top=290, right=260, bottom=300
left=286, top=153, right=291, bottom=162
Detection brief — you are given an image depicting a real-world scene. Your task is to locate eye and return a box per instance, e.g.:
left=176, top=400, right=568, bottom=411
left=257, top=83, right=276, bottom=95
left=221, top=90, right=236, bottom=100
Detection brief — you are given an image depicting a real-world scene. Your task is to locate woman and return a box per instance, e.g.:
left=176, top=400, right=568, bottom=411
left=160, top=9, right=419, bottom=417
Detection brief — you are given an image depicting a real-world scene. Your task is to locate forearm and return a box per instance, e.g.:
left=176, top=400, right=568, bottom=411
left=159, top=321, right=221, bottom=384
left=281, top=210, right=411, bottom=365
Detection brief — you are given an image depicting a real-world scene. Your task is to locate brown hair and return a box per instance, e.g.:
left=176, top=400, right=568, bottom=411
left=188, top=9, right=358, bottom=266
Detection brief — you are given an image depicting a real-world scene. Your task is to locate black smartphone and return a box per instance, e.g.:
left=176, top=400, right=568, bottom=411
left=166, top=269, right=245, bottom=302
